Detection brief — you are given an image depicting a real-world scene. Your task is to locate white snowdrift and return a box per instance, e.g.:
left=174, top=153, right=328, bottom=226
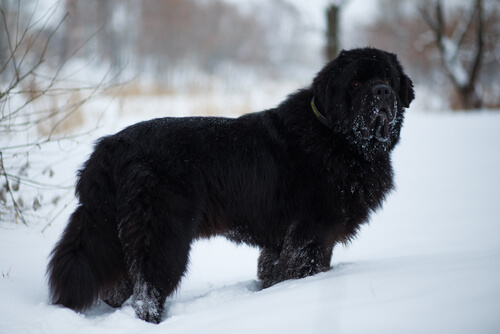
left=1, top=109, right=500, bottom=334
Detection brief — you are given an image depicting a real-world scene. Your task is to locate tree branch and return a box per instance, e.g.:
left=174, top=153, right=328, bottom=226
left=469, top=0, right=484, bottom=91
left=0, top=0, right=119, bottom=225
left=0, top=151, right=27, bottom=225
left=452, top=1, right=478, bottom=50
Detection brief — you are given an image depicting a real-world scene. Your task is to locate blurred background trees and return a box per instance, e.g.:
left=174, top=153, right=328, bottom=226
left=361, top=0, right=499, bottom=109
left=3, top=0, right=496, bottom=109
left=57, top=0, right=315, bottom=88
left=421, top=0, right=484, bottom=109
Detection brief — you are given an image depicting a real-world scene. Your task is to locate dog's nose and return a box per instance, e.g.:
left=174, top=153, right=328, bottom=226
left=372, top=84, right=391, bottom=98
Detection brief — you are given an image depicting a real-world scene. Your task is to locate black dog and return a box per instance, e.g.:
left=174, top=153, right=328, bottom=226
left=48, top=47, right=414, bottom=323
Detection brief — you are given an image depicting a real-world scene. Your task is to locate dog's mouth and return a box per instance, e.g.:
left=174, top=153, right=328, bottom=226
left=360, top=108, right=394, bottom=142
left=372, top=109, right=390, bottom=142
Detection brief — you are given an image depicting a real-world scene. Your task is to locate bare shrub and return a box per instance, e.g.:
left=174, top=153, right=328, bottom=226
left=0, top=1, right=116, bottom=226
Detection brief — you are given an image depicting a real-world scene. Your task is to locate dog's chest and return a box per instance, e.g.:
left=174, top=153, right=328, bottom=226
left=326, top=157, right=394, bottom=220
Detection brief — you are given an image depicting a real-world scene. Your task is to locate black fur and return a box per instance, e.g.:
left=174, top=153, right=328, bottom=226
left=47, top=48, right=414, bottom=323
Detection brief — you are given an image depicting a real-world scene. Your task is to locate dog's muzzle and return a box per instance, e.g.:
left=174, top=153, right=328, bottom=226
left=370, top=83, right=395, bottom=142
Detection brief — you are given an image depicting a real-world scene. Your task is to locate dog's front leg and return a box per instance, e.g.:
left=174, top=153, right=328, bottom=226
left=257, top=247, right=282, bottom=288
left=258, top=223, right=333, bottom=288
left=279, top=223, right=333, bottom=282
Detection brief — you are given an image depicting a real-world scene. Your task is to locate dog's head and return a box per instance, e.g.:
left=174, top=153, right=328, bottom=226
left=312, top=48, right=415, bottom=159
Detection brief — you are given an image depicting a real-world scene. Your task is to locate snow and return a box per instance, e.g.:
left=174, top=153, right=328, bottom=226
left=1, top=102, right=500, bottom=333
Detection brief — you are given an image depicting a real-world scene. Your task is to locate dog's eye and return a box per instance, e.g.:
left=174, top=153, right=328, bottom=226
left=352, top=81, right=361, bottom=88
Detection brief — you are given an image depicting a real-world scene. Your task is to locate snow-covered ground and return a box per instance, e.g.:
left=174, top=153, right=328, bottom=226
left=1, top=94, right=500, bottom=333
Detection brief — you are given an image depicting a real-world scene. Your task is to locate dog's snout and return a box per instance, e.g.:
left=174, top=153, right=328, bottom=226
left=372, top=84, right=391, bottom=98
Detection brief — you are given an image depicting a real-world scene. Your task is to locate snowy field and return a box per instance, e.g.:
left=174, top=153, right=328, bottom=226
left=1, top=94, right=500, bottom=333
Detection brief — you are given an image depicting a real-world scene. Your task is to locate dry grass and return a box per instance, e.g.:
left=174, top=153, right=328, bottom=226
left=112, top=82, right=177, bottom=97
left=111, top=81, right=256, bottom=118
left=36, top=93, right=85, bottom=136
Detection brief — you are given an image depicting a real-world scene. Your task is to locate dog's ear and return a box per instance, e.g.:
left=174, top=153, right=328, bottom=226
left=399, top=73, right=415, bottom=108
left=312, top=63, right=335, bottom=102
left=387, top=51, right=415, bottom=109
left=312, top=51, right=346, bottom=114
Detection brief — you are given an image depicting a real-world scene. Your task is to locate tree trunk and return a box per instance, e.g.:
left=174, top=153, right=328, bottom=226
left=326, top=5, right=341, bottom=61
left=458, top=85, right=482, bottom=109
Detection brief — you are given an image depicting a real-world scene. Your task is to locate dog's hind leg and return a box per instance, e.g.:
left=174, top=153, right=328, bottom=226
left=123, top=206, right=194, bottom=323
left=100, top=274, right=133, bottom=308
left=117, top=170, right=198, bottom=323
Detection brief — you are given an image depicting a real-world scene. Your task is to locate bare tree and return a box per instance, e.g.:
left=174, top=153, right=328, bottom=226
left=0, top=1, right=115, bottom=225
left=422, top=0, right=485, bottom=109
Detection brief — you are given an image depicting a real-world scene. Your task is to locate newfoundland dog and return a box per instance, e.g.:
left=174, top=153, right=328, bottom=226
left=48, top=47, right=414, bottom=323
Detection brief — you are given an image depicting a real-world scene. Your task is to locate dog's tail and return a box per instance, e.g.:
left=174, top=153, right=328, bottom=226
left=47, top=137, right=124, bottom=311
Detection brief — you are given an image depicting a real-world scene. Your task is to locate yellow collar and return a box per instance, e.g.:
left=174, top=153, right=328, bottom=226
left=311, top=96, right=330, bottom=128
